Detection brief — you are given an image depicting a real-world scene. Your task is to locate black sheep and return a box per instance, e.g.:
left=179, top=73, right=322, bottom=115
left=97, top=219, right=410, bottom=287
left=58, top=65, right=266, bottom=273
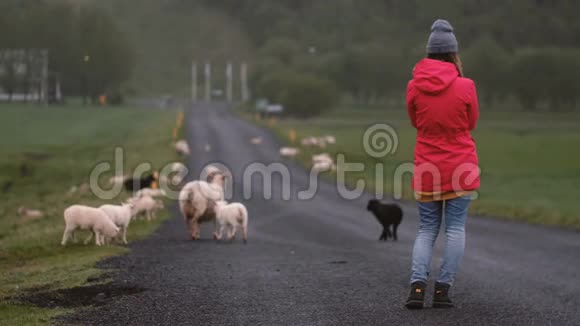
left=123, top=172, right=158, bottom=192
left=366, top=199, right=403, bottom=241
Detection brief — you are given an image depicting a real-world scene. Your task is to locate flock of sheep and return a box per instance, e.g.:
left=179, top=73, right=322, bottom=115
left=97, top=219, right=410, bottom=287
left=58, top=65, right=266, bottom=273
left=58, top=136, right=250, bottom=247
left=278, top=135, right=337, bottom=172
left=55, top=131, right=402, bottom=248
left=61, top=178, right=168, bottom=246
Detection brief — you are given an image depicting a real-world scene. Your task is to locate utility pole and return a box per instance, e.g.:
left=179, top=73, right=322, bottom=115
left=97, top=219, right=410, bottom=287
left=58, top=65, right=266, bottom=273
left=41, top=49, right=49, bottom=104
left=226, top=62, right=233, bottom=102
left=240, top=62, right=249, bottom=102
left=205, top=62, right=211, bottom=102
left=191, top=61, right=197, bottom=103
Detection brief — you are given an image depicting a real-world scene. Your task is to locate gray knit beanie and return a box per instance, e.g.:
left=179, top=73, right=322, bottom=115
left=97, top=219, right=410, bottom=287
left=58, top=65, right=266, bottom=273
left=426, top=19, right=458, bottom=54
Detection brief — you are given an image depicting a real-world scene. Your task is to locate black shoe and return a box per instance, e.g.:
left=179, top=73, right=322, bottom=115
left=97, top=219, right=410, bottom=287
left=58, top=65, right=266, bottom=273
left=405, top=281, right=426, bottom=309
left=433, top=282, right=454, bottom=308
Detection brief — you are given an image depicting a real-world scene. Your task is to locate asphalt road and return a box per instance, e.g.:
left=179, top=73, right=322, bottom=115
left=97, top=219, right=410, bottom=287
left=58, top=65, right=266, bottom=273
left=68, top=103, right=580, bottom=326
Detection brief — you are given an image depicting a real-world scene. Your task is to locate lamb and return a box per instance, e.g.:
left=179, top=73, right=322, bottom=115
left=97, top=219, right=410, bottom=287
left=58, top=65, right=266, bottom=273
left=18, top=206, right=44, bottom=220
left=61, top=205, right=119, bottom=246
left=312, top=153, right=333, bottom=164
left=168, top=162, right=187, bottom=185
left=170, top=162, right=187, bottom=174
left=179, top=170, right=226, bottom=240
left=366, top=199, right=403, bottom=241
left=280, top=147, right=300, bottom=158
left=214, top=201, right=248, bottom=243
left=127, top=195, right=164, bottom=221
left=68, top=183, right=90, bottom=195
left=324, top=135, right=336, bottom=145
left=312, top=161, right=336, bottom=172
left=250, top=137, right=263, bottom=145
left=301, top=136, right=319, bottom=147
left=97, top=203, right=137, bottom=244
left=311, top=153, right=336, bottom=172
left=108, top=175, right=127, bottom=186
left=175, top=139, right=191, bottom=156
left=135, top=188, right=166, bottom=198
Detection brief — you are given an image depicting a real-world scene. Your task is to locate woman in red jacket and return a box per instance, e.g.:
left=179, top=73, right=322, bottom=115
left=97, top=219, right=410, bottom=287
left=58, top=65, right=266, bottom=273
left=405, top=19, right=480, bottom=309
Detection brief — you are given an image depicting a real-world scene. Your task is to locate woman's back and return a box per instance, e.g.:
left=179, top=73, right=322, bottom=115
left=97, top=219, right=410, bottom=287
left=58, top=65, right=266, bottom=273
left=406, top=58, right=480, bottom=193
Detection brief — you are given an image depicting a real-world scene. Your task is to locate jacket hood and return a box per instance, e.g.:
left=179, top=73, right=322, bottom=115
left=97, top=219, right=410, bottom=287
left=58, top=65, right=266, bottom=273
left=412, top=58, right=458, bottom=94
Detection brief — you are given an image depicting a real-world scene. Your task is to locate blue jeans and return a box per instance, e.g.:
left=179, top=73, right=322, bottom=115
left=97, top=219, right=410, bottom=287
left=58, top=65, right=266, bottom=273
left=410, top=196, right=471, bottom=286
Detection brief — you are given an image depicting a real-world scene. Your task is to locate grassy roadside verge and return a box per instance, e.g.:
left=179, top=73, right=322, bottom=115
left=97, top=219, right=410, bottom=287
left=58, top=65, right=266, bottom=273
left=241, top=106, right=580, bottom=229
left=0, top=104, right=181, bottom=324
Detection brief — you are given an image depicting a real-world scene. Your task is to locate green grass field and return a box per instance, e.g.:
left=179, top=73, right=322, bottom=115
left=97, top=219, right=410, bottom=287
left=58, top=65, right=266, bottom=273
left=250, top=106, right=580, bottom=229
left=0, top=104, right=179, bottom=324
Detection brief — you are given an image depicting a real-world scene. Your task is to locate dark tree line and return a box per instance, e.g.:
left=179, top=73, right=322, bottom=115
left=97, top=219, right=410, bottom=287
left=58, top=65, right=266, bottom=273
left=201, top=0, right=580, bottom=112
left=0, top=0, right=133, bottom=101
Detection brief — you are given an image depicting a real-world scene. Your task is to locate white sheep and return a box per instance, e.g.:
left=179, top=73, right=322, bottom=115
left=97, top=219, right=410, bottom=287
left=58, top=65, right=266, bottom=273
left=169, top=162, right=187, bottom=184
left=108, top=175, right=127, bottom=186
left=250, top=137, right=263, bottom=145
left=135, top=188, right=166, bottom=198
left=312, top=153, right=333, bottom=164
left=214, top=201, right=248, bottom=243
left=311, top=153, right=336, bottom=172
left=179, top=170, right=226, bottom=240
left=98, top=203, right=136, bottom=244
left=170, top=162, right=187, bottom=174
left=61, top=205, right=119, bottom=246
left=301, top=136, right=319, bottom=147
left=175, top=140, right=191, bottom=156
left=18, top=206, right=44, bottom=219
left=312, top=161, right=336, bottom=172
left=67, top=183, right=90, bottom=195
left=127, top=195, right=164, bottom=221
left=324, top=135, right=336, bottom=144
left=316, top=138, right=328, bottom=149
left=280, top=147, right=300, bottom=158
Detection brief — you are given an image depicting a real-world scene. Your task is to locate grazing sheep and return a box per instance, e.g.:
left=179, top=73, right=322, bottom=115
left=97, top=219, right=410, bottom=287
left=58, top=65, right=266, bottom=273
left=97, top=203, right=136, bottom=244
left=169, top=162, right=187, bottom=185
left=311, top=153, right=336, bottom=172
left=324, top=135, right=336, bottom=144
left=18, top=206, right=44, bottom=220
left=61, top=205, right=120, bottom=246
left=135, top=188, right=166, bottom=198
left=175, top=140, right=191, bottom=156
left=179, top=170, right=226, bottom=240
left=68, top=183, right=91, bottom=195
left=214, top=201, right=248, bottom=243
left=123, top=172, right=159, bottom=192
left=250, top=137, right=263, bottom=145
left=312, top=161, right=336, bottom=172
left=127, top=195, right=164, bottom=221
left=312, top=153, right=333, bottom=164
left=280, top=147, right=300, bottom=158
left=366, top=199, right=403, bottom=241
left=301, top=137, right=319, bottom=147
left=170, top=162, right=187, bottom=174
left=108, top=175, right=127, bottom=186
